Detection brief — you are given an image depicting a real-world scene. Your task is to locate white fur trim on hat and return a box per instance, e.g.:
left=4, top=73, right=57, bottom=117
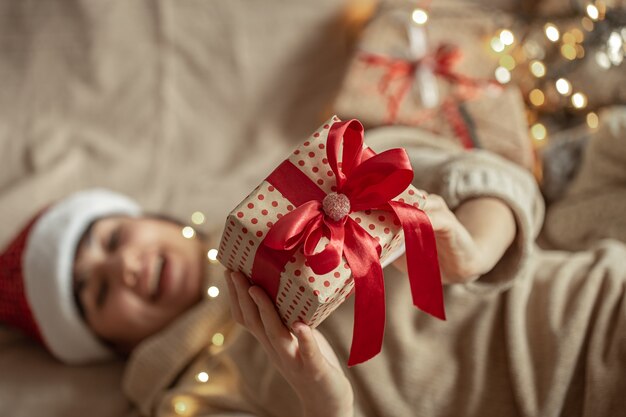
left=23, top=189, right=141, bottom=364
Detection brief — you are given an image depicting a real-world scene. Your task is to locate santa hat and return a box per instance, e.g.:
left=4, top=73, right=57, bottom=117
left=0, top=189, right=141, bottom=364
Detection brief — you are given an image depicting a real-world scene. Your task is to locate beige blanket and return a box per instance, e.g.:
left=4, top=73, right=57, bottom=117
left=0, top=1, right=358, bottom=416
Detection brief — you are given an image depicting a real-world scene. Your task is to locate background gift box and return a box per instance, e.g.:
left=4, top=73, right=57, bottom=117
left=334, top=1, right=535, bottom=171
left=218, top=116, right=444, bottom=365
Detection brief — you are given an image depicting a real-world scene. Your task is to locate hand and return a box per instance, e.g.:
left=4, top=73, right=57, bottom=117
left=225, top=270, right=354, bottom=417
left=394, top=194, right=515, bottom=284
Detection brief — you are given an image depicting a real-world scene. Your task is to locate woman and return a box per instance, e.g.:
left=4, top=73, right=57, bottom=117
left=2, top=127, right=624, bottom=416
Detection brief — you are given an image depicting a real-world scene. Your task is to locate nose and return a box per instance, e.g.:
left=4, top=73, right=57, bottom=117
left=103, top=250, right=139, bottom=289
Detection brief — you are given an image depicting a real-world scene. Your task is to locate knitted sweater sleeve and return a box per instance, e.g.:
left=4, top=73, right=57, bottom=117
left=365, top=125, right=544, bottom=293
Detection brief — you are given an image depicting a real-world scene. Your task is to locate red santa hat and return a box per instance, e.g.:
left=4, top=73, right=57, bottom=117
left=0, top=189, right=141, bottom=364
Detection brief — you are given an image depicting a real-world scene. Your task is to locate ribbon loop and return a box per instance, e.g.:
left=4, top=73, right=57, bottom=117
left=264, top=201, right=323, bottom=250
left=343, top=148, right=414, bottom=211
left=326, top=120, right=365, bottom=190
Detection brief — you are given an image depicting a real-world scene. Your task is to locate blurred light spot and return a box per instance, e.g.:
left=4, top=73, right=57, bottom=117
left=529, top=89, right=545, bottom=106
left=191, top=211, right=205, bottom=225
left=490, top=37, right=505, bottom=53
left=411, top=9, right=428, bottom=25
left=544, top=24, right=560, bottom=42
left=572, top=28, right=585, bottom=43
left=207, top=248, right=219, bottom=262
left=586, top=112, right=599, bottom=128
left=212, top=332, right=225, bottom=346
left=531, top=123, right=547, bottom=141
left=207, top=286, right=220, bottom=298
left=571, top=92, right=588, bottom=109
left=182, top=227, right=195, bottom=239
left=586, top=4, right=599, bottom=20
left=595, top=50, right=611, bottom=69
left=581, top=17, right=594, bottom=31
left=196, top=372, right=209, bottom=383
left=529, top=60, right=546, bottom=77
left=555, top=78, right=572, bottom=95
left=174, top=401, right=187, bottom=415
left=561, top=44, right=577, bottom=60
left=494, top=66, right=511, bottom=84
left=500, top=29, right=515, bottom=46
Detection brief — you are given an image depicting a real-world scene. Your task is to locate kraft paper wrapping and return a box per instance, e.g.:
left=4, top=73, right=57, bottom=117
left=218, top=116, right=426, bottom=329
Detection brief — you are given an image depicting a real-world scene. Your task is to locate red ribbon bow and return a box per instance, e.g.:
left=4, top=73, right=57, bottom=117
left=360, top=44, right=496, bottom=124
left=251, top=120, right=445, bottom=366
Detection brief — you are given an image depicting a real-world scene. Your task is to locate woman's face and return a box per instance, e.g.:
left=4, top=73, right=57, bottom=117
left=73, top=216, right=205, bottom=352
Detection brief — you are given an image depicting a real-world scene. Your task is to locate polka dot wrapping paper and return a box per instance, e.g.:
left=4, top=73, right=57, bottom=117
left=217, top=116, right=427, bottom=333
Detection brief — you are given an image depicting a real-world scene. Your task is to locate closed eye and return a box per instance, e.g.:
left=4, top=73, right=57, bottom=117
left=107, top=227, right=121, bottom=252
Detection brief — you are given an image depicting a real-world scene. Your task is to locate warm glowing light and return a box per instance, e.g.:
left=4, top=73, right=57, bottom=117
left=530, top=123, right=547, bottom=141
left=499, top=55, right=516, bottom=70
left=182, top=226, right=195, bottom=239
left=595, top=51, right=611, bottom=69
left=529, top=60, right=546, bottom=77
left=581, top=17, right=594, bottom=31
left=544, top=24, right=560, bottom=42
left=571, top=92, right=588, bottom=109
left=561, top=44, right=577, bottom=60
left=196, top=372, right=209, bottom=383
left=586, top=112, right=599, bottom=128
left=555, top=78, right=572, bottom=95
left=174, top=401, right=188, bottom=415
left=207, top=286, right=220, bottom=298
left=586, top=4, right=599, bottom=20
left=576, top=44, right=585, bottom=58
left=562, top=32, right=576, bottom=44
left=411, top=8, right=428, bottom=25
left=500, top=29, right=515, bottom=46
left=529, top=89, right=545, bottom=106
left=596, top=0, right=607, bottom=16
left=608, top=31, right=623, bottom=52
left=572, top=28, right=585, bottom=43
left=191, top=211, right=205, bottom=225
left=494, top=66, right=511, bottom=84
left=212, top=332, right=225, bottom=346
left=490, top=37, right=505, bottom=53
left=207, top=248, right=219, bottom=262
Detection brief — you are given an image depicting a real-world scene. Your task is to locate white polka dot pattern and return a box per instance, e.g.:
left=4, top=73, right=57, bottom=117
left=218, top=115, right=427, bottom=330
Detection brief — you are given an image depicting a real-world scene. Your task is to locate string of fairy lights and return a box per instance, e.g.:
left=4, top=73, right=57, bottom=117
left=172, top=211, right=224, bottom=416
left=411, top=0, right=625, bottom=149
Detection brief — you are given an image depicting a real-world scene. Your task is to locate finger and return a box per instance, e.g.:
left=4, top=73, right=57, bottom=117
left=292, top=322, right=326, bottom=372
left=249, top=286, right=295, bottom=356
left=421, top=193, right=446, bottom=214
left=230, top=272, right=276, bottom=351
left=231, top=272, right=264, bottom=330
left=224, top=270, right=244, bottom=324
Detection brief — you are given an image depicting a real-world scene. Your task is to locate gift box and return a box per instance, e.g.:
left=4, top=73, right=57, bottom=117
left=334, top=2, right=534, bottom=170
left=218, top=116, right=444, bottom=365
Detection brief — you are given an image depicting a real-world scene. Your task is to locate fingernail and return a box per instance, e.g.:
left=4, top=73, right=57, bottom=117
left=248, top=287, right=257, bottom=300
left=292, top=321, right=305, bottom=333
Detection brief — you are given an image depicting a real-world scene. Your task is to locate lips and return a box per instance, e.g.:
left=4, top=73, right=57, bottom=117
left=148, top=255, right=165, bottom=300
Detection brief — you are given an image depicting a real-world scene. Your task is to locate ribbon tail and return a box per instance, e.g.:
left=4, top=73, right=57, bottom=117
left=343, top=219, right=386, bottom=367
left=389, top=201, right=446, bottom=320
